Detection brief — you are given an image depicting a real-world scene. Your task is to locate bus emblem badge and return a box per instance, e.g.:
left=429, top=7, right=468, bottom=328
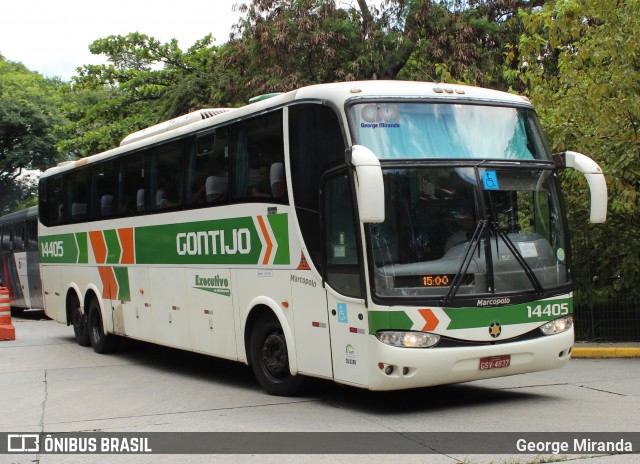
left=489, top=321, right=502, bottom=338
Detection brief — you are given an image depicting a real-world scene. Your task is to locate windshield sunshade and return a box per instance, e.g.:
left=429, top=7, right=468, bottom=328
left=351, top=103, right=551, bottom=161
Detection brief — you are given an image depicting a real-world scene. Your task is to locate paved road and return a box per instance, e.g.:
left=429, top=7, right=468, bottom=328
left=0, top=312, right=638, bottom=463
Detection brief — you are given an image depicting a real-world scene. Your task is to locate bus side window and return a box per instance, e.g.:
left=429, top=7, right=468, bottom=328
left=187, top=130, right=230, bottom=206
left=26, top=219, right=38, bottom=251
left=15, top=222, right=25, bottom=251
left=150, top=141, right=184, bottom=210
left=89, top=160, right=117, bottom=219
left=69, top=168, right=90, bottom=221
left=289, top=103, right=345, bottom=272
left=41, top=176, right=66, bottom=226
left=118, top=153, right=146, bottom=215
left=231, top=110, right=285, bottom=202
left=0, top=226, right=9, bottom=252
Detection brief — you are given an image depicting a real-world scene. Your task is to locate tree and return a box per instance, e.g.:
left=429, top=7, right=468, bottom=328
left=398, top=0, right=543, bottom=91
left=0, top=55, right=66, bottom=214
left=215, top=0, right=544, bottom=101
left=60, top=33, right=219, bottom=157
left=518, top=0, right=640, bottom=297
left=213, top=0, right=378, bottom=102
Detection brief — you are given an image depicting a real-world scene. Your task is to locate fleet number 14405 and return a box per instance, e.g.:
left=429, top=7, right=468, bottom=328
left=527, top=302, right=569, bottom=319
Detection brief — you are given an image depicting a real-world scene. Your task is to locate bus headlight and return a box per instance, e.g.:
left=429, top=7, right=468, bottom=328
left=540, top=316, right=573, bottom=335
left=376, top=331, right=440, bottom=348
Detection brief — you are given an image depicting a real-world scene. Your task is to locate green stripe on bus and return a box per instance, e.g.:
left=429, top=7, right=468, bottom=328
left=368, top=310, right=413, bottom=334
left=39, top=234, right=79, bottom=264
left=267, top=214, right=290, bottom=265
left=134, top=215, right=289, bottom=266
left=113, top=267, right=130, bottom=301
left=443, top=298, right=573, bottom=330
left=368, top=297, right=573, bottom=333
left=104, top=229, right=121, bottom=264
left=74, top=232, right=88, bottom=263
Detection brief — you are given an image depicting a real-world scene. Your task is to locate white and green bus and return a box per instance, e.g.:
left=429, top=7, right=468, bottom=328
left=38, top=81, right=607, bottom=395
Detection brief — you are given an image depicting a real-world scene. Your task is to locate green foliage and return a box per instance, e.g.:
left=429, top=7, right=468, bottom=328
left=2, top=0, right=638, bottom=299
left=59, top=33, right=220, bottom=157
left=519, top=0, right=640, bottom=297
left=213, top=0, right=381, bottom=102
left=389, top=0, right=540, bottom=90
left=0, top=55, right=66, bottom=213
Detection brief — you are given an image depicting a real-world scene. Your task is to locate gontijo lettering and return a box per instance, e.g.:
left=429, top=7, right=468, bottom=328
left=177, top=229, right=251, bottom=256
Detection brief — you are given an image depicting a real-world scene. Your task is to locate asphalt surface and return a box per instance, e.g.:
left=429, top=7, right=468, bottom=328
left=0, top=310, right=638, bottom=464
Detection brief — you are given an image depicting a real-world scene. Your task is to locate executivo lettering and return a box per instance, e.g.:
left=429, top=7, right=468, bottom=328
left=194, top=274, right=231, bottom=297
left=177, top=229, right=251, bottom=256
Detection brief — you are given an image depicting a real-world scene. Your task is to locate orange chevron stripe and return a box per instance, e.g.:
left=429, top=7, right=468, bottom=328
left=419, top=308, right=439, bottom=332
left=256, top=216, right=273, bottom=265
left=89, top=231, right=107, bottom=264
left=118, top=228, right=135, bottom=264
left=98, top=267, right=118, bottom=300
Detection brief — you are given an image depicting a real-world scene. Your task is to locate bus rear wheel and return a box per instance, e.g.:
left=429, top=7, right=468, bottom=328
left=250, top=312, right=303, bottom=396
left=71, top=299, right=90, bottom=347
left=88, top=297, right=117, bottom=354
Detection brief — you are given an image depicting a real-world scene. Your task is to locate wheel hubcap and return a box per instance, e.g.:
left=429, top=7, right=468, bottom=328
left=261, top=333, right=288, bottom=379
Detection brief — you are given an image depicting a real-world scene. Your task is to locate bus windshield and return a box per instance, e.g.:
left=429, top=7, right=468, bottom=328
left=369, top=165, right=570, bottom=301
left=350, top=103, right=551, bottom=161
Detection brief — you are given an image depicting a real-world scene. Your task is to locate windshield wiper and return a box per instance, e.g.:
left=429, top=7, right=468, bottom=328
left=441, top=219, right=487, bottom=305
left=490, top=223, right=545, bottom=297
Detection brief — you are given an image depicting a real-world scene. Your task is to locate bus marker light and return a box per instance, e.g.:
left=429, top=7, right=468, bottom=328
left=281, top=301, right=289, bottom=308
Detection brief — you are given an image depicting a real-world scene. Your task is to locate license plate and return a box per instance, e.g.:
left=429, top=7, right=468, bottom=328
left=479, top=354, right=511, bottom=370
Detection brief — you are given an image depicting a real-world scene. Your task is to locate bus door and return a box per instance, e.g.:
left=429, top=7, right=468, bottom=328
left=25, top=218, right=44, bottom=309
left=323, top=172, right=369, bottom=387
left=13, top=221, right=31, bottom=308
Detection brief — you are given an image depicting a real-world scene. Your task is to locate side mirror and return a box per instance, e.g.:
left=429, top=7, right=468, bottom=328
left=348, top=145, right=385, bottom=223
left=554, top=151, right=608, bottom=223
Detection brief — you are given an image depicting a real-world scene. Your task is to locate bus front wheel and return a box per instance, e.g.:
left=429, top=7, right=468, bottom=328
left=88, top=297, right=117, bottom=354
left=250, top=312, right=303, bottom=396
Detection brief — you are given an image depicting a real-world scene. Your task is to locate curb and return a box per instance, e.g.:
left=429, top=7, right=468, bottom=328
left=572, top=347, right=640, bottom=359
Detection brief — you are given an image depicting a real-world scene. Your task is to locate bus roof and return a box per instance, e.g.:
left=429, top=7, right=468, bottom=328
left=0, top=206, right=38, bottom=225
left=41, top=81, right=532, bottom=179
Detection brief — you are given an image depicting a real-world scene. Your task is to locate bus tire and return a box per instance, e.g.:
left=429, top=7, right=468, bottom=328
left=11, top=307, right=25, bottom=317
left=249, top=311, right=303, bottom=396
left=88, top=297, right=117, bottom=354
left=71, top=299, right=90, bottom=347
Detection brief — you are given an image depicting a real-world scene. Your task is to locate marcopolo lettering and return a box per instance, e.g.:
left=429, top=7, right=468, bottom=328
left=176, top=229, right=251, bottom=256
left=476, top=297, right=511, bottom=307
left=291, top=274, right=317, bottom=288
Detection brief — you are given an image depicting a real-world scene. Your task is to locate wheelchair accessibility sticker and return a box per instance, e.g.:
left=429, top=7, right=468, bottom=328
left=337, top=303, right=348, bottom=323
left=483, top=171, right=499, bottom=190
